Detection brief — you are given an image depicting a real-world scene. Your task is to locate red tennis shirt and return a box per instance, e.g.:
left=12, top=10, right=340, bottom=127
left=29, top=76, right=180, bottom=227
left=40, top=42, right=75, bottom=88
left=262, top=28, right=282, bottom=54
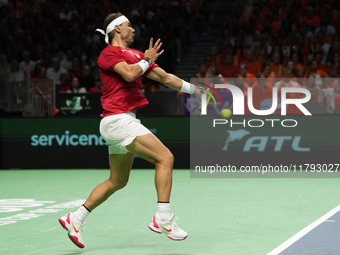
left=97, top=44, right=158, bottom=117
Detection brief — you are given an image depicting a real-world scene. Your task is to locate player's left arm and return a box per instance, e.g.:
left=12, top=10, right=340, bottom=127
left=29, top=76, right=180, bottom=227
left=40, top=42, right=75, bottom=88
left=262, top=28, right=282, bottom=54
left=147, top=66, right=201, bottom=98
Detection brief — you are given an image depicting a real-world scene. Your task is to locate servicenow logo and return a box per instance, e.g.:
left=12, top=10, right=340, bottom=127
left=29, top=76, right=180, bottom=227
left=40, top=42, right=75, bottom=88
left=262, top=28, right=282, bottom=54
left=31, top=130, right=108, bottom=146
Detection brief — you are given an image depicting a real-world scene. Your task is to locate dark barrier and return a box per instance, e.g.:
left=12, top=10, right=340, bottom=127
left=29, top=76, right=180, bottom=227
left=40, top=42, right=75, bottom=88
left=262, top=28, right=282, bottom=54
left=1, top=116, right=339, bottom=170
left=0, top=117, right=189, bottom=169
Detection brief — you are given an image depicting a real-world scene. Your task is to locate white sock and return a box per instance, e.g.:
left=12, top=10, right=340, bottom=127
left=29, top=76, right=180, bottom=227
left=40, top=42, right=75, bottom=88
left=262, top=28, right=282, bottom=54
left=74, top=205, right=90, bottom=222
left=157, top=202, right=170, bottom=222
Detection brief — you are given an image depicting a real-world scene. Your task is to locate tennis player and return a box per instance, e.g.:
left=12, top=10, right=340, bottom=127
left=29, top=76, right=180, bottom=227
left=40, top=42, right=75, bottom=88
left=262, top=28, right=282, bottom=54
left=58, top=13, right=201, bottom=248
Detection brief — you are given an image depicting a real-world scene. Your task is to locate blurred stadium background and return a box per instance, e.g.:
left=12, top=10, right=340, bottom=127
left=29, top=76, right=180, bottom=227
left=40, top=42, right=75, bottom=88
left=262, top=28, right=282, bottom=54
left=1, top=0, right=340, bottom=254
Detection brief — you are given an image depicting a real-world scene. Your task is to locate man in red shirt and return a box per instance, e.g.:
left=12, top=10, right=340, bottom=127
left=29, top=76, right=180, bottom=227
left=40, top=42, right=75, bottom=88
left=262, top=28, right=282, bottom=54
left=218, top=54, right=239, bottom=78
left=58, top=13, right=201, bottom=248
left=302, top=6, right=320, bottom=32
left=89, top=77, right=103, bottom=93
left=68, top=57, right=82, bottom=78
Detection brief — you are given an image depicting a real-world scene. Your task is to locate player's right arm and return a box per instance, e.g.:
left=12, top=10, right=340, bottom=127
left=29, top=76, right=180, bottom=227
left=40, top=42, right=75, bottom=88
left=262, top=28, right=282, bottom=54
left=114, top=62, right=145, bottom=82
left=114, top=38, right=164, bottom=82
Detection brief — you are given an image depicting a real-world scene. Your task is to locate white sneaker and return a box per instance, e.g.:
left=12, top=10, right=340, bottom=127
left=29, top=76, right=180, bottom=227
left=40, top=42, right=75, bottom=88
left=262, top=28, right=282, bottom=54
left=148, top=213, right=188, bottom=241
left=58, top=213, right=86, bottom=248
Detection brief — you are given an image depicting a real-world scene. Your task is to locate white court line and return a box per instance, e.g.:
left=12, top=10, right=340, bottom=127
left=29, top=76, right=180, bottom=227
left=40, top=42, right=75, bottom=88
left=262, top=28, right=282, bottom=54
left=267, top=204, right=340, bottom=255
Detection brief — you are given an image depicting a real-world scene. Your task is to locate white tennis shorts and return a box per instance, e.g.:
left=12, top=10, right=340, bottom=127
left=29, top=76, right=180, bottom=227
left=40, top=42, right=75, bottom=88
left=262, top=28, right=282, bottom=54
left=100, top=111, right=151, bottom=154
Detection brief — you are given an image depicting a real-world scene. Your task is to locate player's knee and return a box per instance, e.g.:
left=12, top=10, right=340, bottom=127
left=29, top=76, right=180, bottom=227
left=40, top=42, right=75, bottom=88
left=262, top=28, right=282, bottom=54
left=160, top=151, right=174, bottom=167
left=116, top=178, right=128, bottom=190
left=107, top=178, right=128, bottom=193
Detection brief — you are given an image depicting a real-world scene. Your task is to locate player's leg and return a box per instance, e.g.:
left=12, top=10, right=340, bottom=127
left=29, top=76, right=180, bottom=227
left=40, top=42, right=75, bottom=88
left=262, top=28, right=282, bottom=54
left=84, top=152, right=134, bottom=211
left=126, top=133, right=173, bottom=202
left=58, top=152, right=134, bottom=248
left=126, top=133, right=187, bottom=241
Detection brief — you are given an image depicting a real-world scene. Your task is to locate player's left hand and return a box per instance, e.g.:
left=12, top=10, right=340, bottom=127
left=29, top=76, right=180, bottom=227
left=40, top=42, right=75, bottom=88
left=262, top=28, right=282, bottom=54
left=144, top=38, right=164, bottom=63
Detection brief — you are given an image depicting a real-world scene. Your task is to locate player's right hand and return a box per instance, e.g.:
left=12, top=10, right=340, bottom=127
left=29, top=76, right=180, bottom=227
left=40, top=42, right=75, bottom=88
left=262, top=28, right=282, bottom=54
left=144, top=38, right=164, bottom=63
left=194, top=86, right=203, bottom=100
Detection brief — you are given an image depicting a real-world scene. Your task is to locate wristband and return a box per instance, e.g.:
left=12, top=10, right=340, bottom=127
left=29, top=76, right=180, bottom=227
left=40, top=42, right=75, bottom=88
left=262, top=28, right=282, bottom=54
left=180, top=80, right=195, bottom=94
left=137, top=59, right=150, bottom=75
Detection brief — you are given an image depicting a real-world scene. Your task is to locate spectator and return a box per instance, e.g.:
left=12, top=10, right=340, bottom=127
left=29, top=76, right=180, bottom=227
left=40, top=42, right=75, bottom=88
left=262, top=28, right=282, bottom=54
left=322, top=75, right=339, bottom=89
left=234, top=74, right=248, bottom=92
left=274, top=68, right=300, bottom=90
left=67, top=77, right=87, bottom=94
left=296, top=35, right=311, bottom=60
left=238, top=64, right=256, bottom=87
left=285, top=60, right=298, bottom=80
left=41, top=50, right=52, bottom=69
left=240, top=48, right=262, bottom=76
left=68, top=57, right=82, bottom=78
left=30, top=60, right=43, bottom=80
left=59, top=4, right=74, bottom=21
left=80, top=52, right=89, bottom=67
left=291, top=52, right=305, bottom=77
left=296, top=24, right=313, bottom=48
left=291, top=44, right=306, bottom=63
left=19, top=51, right=35, bottom=76
left=324, top=4, right=340, bottom=28
left=326, top=40, right=340, bottom=63
left=314, top=51, right=327, bottom=72
left=328, top=52, right=340, bottom=78
left=320, top=75, right=337, bottom=114
left=78, top=65, right=94, bottom=92
left=276, top=36, right=291, bottom=64
left=258, top=33, right=272, bottom=60
left=304, top=59, right=327, bottom=78
left=90, top=56, right=100, bottom=79
left=58, top=73, right=71, bottom=93
left=313, top=32, right=331, bottom=57
left=196, top=63, right=210, bottom=84
left=89, top=78, right=102, bottom=93
left=305, top=73, right=319, bottom=90
left=60, top=50, right=73, bottom=71
left=50, top=42, right=62, bottom=60
left=252, top=41, right=266, bottom=65
left=218, top=54, right=239, bottom=78
left=271, top=52, right=284, bottom=79
left=304, top=60, right=327, bottom=87
left=252, top=73, right=273, bottom=91
left=314, top=16, right=336, bottom=39
left=34, top=66, right=48, bottom=80
left=262, top=62, right=275, bottom=83
left=46, top=58, right=67, bottom=85
left=204, top=55, right=217, bottom=77
left=302, top=6, right=320, bottom=33
left=221, top=30, right=235, bottom=53
left=6, top=0, right=26, bottom=19
left=0, top=1, right=8, bottom=7
left=33, top=66, right=52, bottom=101
left=87, top=42, right=101, bottom=61
left=86, top=24, right=101, bottom=46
